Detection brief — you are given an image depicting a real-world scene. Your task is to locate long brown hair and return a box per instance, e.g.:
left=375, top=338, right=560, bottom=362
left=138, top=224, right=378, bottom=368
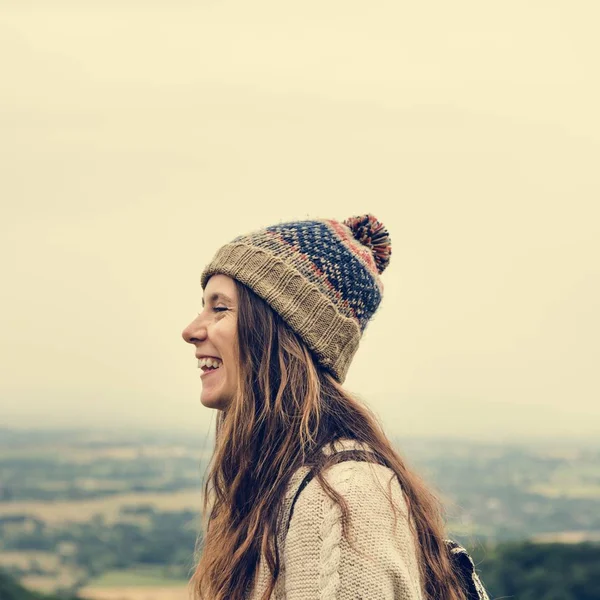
left=189, top=280, right=467, bottom=600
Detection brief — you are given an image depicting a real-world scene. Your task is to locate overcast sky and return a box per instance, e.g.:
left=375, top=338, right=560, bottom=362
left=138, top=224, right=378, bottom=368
left=1, top=1, right=598, bottom=442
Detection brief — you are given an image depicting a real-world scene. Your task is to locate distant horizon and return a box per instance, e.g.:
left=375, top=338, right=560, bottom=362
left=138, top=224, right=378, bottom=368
left=1, top=423, right=598, bottom=449
left=3, top=390, right=597, bottom=446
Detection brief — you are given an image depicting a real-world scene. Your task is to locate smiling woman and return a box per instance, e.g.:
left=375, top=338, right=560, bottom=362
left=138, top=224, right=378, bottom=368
left=182, top=275, right=239, bottom=411
left=181, top=215, right=489, bottom=600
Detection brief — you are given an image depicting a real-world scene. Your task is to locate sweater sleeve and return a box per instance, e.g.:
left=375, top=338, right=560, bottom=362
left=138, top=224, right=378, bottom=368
left=282, top=461, right=424, bottom=600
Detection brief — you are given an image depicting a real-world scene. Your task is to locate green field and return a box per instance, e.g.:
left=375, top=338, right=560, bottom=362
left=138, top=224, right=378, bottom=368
left=90, top=567, right=188, bottom=587
left=0, top=490, right=202, bottom=524
left=529, top=483, right=600, bottom=499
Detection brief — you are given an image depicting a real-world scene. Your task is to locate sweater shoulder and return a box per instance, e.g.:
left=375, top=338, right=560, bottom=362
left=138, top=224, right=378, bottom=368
left=281, top=455, right=423, bottom=599
left=282, top=439, right=411, bottom=520
left=296, top=459, right=410, bottom=518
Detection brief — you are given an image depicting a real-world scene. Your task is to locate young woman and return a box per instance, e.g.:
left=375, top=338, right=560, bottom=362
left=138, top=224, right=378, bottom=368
left=182, top=215, right=488, bottom=600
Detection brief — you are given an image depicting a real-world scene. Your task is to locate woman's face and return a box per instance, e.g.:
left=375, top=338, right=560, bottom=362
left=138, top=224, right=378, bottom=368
left=182, top=274, right=239, bottom=411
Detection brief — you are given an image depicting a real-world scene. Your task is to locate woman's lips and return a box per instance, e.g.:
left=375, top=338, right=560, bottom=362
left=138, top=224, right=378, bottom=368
left=200, top=367, right=222, bottom=380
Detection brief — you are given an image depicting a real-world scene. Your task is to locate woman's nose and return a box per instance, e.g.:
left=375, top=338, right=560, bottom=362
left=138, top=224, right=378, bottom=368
left=182, top=317, right=207, bottom=344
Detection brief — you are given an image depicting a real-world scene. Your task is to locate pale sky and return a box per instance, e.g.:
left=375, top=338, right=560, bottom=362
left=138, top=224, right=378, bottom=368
left=1, top=1, right=598, bottom=442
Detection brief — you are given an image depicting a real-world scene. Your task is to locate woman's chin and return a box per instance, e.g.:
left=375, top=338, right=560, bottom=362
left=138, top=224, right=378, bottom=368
left=200, top=393, right=219, bottom=409
left=200, top=391, right=229, bottom=411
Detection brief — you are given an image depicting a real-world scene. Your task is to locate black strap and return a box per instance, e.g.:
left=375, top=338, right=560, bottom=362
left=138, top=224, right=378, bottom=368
left=286, top=449, right=384, bottom=534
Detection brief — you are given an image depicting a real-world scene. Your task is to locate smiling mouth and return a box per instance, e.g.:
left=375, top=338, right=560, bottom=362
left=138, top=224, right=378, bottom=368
left=197, top=357, right=223, bottom=372
left=198, top=359, right=223, bottom=376
left=200, top=365, right=224, bottom=382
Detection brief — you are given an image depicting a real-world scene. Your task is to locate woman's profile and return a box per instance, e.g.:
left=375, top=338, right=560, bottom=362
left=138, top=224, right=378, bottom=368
left=182, top=214, right=488, bottom=599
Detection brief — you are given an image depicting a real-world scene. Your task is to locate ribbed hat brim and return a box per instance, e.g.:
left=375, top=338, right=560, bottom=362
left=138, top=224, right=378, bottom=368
left=200, top=242, right=361, bottom=383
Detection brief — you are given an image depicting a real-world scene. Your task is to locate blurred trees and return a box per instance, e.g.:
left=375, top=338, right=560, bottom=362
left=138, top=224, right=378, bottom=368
left=471, top=540, right=600, bottom=600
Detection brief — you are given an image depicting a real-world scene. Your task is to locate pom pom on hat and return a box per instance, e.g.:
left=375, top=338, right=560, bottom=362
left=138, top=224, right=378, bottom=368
left=342, top=214, right=392, bottom=274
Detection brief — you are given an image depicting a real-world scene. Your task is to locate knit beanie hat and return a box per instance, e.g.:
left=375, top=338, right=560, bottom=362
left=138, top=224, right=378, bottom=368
left=200, top=214, right=392, bottom=383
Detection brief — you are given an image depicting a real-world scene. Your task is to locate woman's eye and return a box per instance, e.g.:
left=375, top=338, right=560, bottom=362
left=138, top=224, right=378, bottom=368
left=213, top=307, right=228, bottom=313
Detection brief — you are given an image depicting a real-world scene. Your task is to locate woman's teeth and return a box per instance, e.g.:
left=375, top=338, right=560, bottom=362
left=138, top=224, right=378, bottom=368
left=197, top=357, right=223, bottom=370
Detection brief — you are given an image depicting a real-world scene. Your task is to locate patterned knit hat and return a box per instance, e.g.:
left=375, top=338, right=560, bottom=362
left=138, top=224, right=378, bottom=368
left=200, top=214, right=392, bottom=383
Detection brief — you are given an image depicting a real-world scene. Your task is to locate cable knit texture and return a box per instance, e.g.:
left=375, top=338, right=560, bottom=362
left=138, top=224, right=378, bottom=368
left=249, top=440, right=424, bottom=599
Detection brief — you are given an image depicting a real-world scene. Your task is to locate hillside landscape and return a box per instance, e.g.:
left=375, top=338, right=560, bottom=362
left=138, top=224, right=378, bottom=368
left=1, top=428, right=600, bottom=599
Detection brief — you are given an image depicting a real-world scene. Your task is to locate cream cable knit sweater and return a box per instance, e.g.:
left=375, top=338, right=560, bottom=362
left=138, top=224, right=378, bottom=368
left=250, top=439, right=424, bottom=599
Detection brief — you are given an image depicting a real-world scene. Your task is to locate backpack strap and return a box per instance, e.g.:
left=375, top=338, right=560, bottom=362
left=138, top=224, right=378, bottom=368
left=286, top=449, right=381, bottom=534
left=444, top=540, right=490, bottom=600
left=285, top=449, right=489, bottom=600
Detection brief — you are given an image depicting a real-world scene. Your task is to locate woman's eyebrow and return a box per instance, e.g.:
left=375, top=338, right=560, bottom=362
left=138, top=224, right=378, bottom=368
left=201, top=292, right=233, bottom=307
